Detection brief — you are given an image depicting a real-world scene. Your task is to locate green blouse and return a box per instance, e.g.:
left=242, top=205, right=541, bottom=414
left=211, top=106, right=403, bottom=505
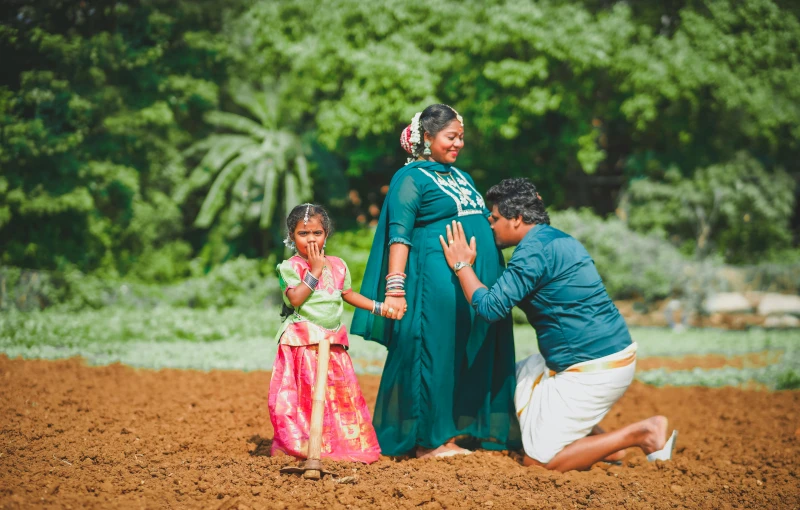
left=276, top=255, right=353, bottom=346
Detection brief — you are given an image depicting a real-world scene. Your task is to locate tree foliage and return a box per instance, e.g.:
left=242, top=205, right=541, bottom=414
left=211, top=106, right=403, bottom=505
left=231, top=0, right=800, bottom=209
left=625, top=153, right=796, bottom=262
left=0, top=0, right=233, bottom=277
left=1, top=0, right=798, bottom=277
left=176, top=82, right=312, bottom=247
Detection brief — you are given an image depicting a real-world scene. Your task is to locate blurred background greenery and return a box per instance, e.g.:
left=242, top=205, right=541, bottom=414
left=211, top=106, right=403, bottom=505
left=1, top=1, right=800, bottom=387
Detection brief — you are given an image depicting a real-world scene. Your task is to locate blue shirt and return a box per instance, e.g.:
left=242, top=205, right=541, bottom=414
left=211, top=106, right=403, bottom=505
left=471, top=224, right=631, bottom=373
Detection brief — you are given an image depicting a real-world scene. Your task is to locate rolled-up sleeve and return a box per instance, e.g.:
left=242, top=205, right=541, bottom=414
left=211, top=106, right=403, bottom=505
left=471, top=245, right=545, bottom=322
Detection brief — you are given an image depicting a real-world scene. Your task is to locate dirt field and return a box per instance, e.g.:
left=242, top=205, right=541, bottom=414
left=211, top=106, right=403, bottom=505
left=1, top=355, right=798, bottom=509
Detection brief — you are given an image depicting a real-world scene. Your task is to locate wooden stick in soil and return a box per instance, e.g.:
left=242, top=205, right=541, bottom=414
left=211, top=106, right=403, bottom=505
left=303, top=337, right=330, bottom=480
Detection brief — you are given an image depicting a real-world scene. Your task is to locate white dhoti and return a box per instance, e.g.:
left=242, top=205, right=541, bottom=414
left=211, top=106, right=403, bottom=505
left=515, top=342, right=638, bottom=464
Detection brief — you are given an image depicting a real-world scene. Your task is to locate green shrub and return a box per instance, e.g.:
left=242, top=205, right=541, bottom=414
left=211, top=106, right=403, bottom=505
left=738, top=263, right=800, bottom=294
left=158, top=256, right=279, bottom=309
left=625, top=154, right=796, bottom=263
left=5, top=211, right=797, bottom=315
left=0, top=256, right=279, bottom=312
left=549, top=209, right=690, bottom=301
left=127, top=241, right=194, bottom=283
left=776, top=369, right=800, bottom=390
left=0, top=266, right=116, bottom=311
left=326, top=215, right=693, bottom=303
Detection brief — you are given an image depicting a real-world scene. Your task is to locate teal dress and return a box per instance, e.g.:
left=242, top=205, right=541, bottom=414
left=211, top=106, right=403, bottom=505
left=352, top=160, right=519, bottom=455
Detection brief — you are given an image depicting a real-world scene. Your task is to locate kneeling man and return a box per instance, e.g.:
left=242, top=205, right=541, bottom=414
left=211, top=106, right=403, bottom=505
left=440, top=178, right=677, bottom=472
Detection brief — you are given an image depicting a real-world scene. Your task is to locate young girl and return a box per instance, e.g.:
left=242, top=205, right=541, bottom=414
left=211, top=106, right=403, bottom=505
left=269, top=204, right=395, bottom=464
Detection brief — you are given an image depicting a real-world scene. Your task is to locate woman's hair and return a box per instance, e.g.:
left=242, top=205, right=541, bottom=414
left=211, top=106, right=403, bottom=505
left=485, top=178, right=550, bottom=225
left=285, top=203, right=333, bottom=238
left=409, top=104, right=460, bottom=158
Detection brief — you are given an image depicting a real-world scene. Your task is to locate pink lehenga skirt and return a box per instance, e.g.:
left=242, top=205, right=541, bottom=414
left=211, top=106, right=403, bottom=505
left=268, top=343, right=381, bottom=463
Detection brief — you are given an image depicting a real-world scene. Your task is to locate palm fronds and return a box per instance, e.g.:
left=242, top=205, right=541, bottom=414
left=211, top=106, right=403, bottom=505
left=182, top=82, right=313, bottom=240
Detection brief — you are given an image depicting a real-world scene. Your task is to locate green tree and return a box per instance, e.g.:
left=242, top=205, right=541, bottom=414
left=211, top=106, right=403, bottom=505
left=3, top=0, right=798, bottom=274
left=230, top=0, right=800, bottom=229
left=0, top=1, right=234, bottom=279
left=624, top=153, right=796, bottom=262
left=175, top=82, right=312, bottom=254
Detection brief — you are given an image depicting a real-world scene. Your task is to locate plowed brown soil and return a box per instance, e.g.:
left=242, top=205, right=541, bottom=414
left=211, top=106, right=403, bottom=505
left=1, top=355, right=799, bottom=510
left=635, top=351, right=783, bottom=372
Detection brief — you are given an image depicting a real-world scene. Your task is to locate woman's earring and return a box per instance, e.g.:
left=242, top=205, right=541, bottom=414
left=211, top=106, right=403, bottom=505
left=423, top=141, right=432, bottom=156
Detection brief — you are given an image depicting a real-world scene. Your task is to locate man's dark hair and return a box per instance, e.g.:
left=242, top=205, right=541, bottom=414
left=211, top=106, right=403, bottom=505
left=485, top=178, right=550, bottom=225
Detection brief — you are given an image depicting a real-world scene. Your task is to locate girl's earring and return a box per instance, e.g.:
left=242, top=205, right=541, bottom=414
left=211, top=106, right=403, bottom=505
left=423, top=141, right=432, bottom=156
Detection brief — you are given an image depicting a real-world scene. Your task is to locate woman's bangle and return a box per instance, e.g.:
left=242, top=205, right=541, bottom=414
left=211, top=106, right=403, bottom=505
left=386, top=273, right=406, bottom=295
left=303, top=272, right=319, bottom=291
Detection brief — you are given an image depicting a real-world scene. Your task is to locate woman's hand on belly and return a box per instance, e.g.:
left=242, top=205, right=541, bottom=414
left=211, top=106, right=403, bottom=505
left=384, top=295, right=408, bottom=320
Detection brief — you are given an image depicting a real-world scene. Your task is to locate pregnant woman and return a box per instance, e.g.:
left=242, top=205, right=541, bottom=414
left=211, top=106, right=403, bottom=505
left=351, top=104, right=519, bottom=458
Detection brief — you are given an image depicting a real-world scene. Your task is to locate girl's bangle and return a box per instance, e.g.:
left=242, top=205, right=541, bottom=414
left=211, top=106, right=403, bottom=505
left=303, top=272, right=319, bottom=290
left=372, top=301, right=384, bottom=316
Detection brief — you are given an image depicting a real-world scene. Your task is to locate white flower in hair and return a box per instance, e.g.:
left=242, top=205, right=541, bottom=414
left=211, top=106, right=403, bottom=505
left=409, top=112, right=422, bottom=148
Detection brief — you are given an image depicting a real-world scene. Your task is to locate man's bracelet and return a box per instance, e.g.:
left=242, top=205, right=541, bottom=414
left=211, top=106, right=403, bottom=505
left=303, top=272, right=320, bottom=290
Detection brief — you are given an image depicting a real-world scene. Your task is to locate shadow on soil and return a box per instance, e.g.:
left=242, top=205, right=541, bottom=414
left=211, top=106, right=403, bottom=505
left=247, top=435, right=272, bottom=457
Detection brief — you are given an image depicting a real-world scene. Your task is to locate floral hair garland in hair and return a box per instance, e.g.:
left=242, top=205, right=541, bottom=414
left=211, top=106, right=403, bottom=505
left=400, top=112, right=423, bottom=164
left=409, top=112, right=422, bottom=147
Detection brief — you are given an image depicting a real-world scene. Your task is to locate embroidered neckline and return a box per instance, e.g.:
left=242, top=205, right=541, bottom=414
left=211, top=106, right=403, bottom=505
left=418, top=167, right=485, bottom=217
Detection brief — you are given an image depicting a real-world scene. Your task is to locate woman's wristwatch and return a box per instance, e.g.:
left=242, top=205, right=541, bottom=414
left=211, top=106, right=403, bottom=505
left=453, top=261, right=472, bottom=274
